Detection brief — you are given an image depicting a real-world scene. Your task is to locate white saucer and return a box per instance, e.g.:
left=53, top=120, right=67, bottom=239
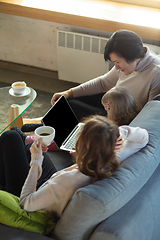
left=9, top=87, right=31, bottom=97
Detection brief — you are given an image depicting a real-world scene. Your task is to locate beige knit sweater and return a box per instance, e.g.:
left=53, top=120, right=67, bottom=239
left=71, top=47, right=160, bottom=109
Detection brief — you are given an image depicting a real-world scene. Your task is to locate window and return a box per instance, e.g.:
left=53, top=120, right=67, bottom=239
left=105, top=0, right=160, bottom=8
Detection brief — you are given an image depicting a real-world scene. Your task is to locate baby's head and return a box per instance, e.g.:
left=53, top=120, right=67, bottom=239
left=101, top=87, right=139, bottom=126
left=75, top=115, right=119, bottom=181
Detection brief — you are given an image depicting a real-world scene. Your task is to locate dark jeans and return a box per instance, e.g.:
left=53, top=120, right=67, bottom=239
left=68, top=93, right=106, bottom=121
left=0, top=131, right=57, bottom=197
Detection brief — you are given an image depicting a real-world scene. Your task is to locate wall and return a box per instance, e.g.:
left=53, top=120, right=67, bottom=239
left=0, top=12, right=160, bottom=73
left=0, top=13, right=58, bottom=70
left=0, top=13, right=113, bottom=71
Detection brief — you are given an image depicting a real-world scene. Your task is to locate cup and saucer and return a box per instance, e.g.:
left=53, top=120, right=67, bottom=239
left=9, top=81, right=31, bottom=97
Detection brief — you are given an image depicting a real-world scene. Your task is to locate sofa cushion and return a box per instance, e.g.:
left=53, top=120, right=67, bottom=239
left=0, top=190, right=55, bottom=235
left=53, top=100, right=160, bottom=240
left=90, top=162, right=160, bottom=240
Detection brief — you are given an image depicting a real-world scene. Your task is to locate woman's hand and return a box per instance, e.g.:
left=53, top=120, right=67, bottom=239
left=51, top=93, right=63, bottom=105
left=51, top=89, right=73, bottom=105
left=114, top=134, right=124, bottom=152
left=30, top=138, right=43, bottom=155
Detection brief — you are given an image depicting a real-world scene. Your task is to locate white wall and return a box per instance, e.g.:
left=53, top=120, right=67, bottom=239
left=0, top=13, right=112, bottom=72
left=0, top=13, right=159, bottom=73
left=0, top=13, right=58, bottom=70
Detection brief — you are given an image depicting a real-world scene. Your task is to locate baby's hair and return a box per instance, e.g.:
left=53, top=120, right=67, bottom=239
left=75, top=115, right=119, bottom=182
left=101, top=87, right=140, bottom=126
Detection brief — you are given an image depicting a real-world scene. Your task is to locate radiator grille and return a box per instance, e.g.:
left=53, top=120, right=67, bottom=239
left=57, top=30, right=109, bottom=83
left=58, top=31, right=108, bottom=54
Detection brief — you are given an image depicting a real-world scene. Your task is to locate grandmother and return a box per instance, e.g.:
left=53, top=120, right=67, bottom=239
left=51, top=29, right=160, bottom=121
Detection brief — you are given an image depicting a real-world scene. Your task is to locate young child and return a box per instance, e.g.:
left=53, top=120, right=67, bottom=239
left=101, top=87, right=140, bottom=126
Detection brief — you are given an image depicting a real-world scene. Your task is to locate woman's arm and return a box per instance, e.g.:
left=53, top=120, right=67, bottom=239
left=19, top=139, right=53, bottom=211
left=117, top=126, right=149, bottom=163
left=19, top=140, right=78, bottom=212
left=19, top=154, right=72, bottom=212
left=71, top=66, right=119, bottom=98
left=51, top=67, right=119, bottom=105
left=19, top=162, right=85, bottom=214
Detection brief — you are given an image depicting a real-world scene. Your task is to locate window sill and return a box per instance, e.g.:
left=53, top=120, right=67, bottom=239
left=0, top=0, right=160, bottom=41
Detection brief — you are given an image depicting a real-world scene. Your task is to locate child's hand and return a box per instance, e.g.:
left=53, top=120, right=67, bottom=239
left=30, top=138, right=43, bottom=155
left=42, top=144, right=48, bottom=152
left=114, top=134, right=124, bottom=152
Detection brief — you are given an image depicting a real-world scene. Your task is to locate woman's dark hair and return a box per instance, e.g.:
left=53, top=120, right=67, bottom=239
left=104, top=30, right=145, bottom=63
left=75, top=115, right=120, bottom=182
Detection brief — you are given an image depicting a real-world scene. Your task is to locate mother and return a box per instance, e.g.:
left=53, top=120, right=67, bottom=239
left=51, top=30, right=160, bottom=120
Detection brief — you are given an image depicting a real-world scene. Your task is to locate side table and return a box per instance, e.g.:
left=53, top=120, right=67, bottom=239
left=0, top=86, right=37, bottom=134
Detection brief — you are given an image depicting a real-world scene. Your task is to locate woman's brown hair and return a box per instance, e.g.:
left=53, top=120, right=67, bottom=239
left=75, top=115, right=119, bottom=182
left=101, top=87, right=140, bottom=126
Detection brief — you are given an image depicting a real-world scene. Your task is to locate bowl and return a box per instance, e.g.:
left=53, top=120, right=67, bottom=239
left=11, top=81, right=27, bottom=95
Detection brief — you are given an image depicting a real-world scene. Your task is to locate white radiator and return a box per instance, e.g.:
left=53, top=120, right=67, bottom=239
left=57, top=30, right=109, bottom=83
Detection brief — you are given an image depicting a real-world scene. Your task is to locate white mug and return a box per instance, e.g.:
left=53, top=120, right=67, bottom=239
left=35, top=126, right=55, bottom=146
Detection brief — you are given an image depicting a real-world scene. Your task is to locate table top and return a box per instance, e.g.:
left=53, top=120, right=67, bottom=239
left=0, top=86, right=37, bottom=134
